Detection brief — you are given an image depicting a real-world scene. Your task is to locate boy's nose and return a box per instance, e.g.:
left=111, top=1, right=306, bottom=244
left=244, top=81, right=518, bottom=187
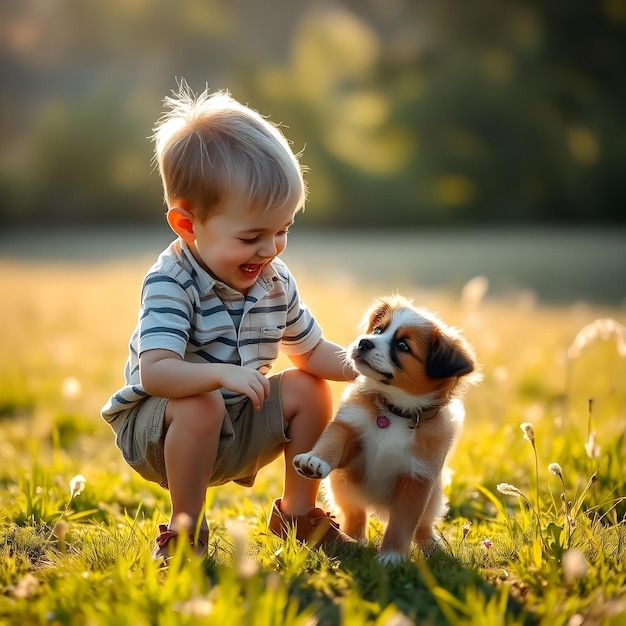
left=259, top=238, right=279, bottom=258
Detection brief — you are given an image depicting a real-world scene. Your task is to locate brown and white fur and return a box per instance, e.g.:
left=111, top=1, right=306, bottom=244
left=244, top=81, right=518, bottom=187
left=293, top=296, right=479, bottom=565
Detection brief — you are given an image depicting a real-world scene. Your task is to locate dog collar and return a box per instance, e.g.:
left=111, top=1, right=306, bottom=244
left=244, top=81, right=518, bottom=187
left=375, top=395, right=439, bottom=429
left=376, top=415, right=392, bottom=429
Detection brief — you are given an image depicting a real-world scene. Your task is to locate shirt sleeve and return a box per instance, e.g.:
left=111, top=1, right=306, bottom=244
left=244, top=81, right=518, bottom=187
left=136, top=272, right=193, bottom=357
left=280, top=269, right=323, bottom=355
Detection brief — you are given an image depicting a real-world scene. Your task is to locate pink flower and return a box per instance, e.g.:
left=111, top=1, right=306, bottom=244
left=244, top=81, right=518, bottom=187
left=482, top=538, right=493, bottom=549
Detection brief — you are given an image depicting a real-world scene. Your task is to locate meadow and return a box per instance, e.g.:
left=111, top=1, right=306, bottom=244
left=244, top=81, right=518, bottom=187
left=0, top=233, right=625, bottom=625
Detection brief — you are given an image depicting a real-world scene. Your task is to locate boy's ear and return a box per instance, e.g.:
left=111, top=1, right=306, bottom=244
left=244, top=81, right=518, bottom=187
left=167, top=207, right=195, bottom=244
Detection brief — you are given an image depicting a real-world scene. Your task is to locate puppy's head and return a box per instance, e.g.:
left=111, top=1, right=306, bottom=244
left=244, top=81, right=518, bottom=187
left=349, top=295, right=478, bottom=405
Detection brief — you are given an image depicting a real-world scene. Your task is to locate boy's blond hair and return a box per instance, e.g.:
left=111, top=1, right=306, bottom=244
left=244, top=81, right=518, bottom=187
left=153, top=82, right=306, bottom=220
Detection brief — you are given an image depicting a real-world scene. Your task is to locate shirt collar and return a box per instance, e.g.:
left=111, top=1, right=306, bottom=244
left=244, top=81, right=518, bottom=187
left=178, top=240, right=215, bottom=295
left=178, top=239, right=286, bottom=296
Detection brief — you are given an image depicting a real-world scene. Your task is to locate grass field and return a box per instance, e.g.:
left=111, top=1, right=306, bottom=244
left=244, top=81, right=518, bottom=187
left=1, top=235, right=625, bottom=625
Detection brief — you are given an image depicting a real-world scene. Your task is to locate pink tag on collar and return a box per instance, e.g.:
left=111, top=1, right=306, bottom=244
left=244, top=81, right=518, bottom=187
left=376, top=415, right=391, bottom=429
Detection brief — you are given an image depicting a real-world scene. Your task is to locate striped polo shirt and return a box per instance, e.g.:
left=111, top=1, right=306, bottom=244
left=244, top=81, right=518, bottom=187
left=101, top=238, right=323, bottom=422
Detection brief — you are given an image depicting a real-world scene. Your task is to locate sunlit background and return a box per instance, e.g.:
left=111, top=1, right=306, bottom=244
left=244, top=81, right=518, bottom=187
left=1, top=0, right=625, bottom=306
left=2, top=0, right=626, bottom=229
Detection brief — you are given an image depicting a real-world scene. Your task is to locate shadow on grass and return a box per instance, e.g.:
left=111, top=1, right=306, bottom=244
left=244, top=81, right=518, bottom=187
left=323, top=542, right=533, bottom=625
left=201, top=532, right=535, bottom=626
left=251, top=544, right=536, bottom=626
left=192, top=504, right=537, bottom=624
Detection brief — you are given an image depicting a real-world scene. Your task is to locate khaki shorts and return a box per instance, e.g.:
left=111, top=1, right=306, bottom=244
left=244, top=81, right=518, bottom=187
left=109, top=373, right=288, bottom=488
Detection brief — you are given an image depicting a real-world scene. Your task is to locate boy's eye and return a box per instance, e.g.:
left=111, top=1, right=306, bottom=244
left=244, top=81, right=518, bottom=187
left=238, top=230, right=288, bottom=244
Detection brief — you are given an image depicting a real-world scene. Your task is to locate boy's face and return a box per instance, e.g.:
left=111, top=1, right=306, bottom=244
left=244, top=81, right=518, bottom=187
left=189, top=193, right=297, bottom=294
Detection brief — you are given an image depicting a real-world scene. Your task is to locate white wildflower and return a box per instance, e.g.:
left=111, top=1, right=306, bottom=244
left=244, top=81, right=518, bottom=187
left=493, top=366, right=509, bottom=384
left=13, top=574, right=39, bottom=599
left=461, top=521, right=472, bottom=540
left=520, top=422, right=535, bottom=444
left=567, top=318, right=626, bottom=359
left=173, top=597, right=213, bottom=617
left=52, top=520, right=68, bottom=541
left=585, top=430, right=601, bottom=459
left=69, top=474, right=86, bottom=497
left=461, top=275, right=489, bottom=311
left=228, top=519, right=259, bottom=579
left=61, top=377, right=81, bottom=399
left=497, top=483, right=523, bottom=497
left=563, top=549, right=588, bottom=584
left=385, top=613, right=414, bottom=626
left=548, top=463, right=563, bottom=477
left=171, top=512, right=193, bottom=533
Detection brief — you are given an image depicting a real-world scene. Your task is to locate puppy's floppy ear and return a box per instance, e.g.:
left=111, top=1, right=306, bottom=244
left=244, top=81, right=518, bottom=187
left=426, top=327, right=475, bottom=378
left=362, top=298, right=392, bottom=333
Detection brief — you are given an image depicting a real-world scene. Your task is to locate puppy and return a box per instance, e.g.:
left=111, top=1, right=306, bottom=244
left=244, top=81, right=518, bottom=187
left=293, top=295, right=478, bottom=564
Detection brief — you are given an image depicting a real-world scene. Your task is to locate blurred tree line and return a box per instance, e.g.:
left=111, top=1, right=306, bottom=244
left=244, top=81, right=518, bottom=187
left=1, top=0, right=625, bottom=229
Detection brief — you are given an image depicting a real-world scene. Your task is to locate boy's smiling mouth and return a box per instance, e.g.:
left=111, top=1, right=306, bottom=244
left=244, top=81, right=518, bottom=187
left=240, top=263, right=263, bottom=276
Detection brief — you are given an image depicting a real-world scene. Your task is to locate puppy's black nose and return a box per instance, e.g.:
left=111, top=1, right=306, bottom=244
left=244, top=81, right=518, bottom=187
left=358, top=338, right=374, bottom=351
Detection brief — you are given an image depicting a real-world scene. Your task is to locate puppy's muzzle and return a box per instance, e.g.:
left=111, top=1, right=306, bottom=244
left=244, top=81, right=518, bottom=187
left=358, top=338, right=375, bottom=352
left=353, top=338, right=393, bottom=381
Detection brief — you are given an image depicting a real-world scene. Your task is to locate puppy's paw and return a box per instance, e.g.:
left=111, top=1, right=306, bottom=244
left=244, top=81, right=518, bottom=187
left=415, top=528, right=440, bottom=558
left=376, top=550, right=406, bottom=567
left=292, top=453, right=331, bottom=479
left=420, top=536, right=440, bottom=559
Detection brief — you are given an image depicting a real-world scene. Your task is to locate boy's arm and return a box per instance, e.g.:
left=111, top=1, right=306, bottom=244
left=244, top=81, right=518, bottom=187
left=288, top=339, right=357, bottom=382
left=140, top=349, right=270, bottom=409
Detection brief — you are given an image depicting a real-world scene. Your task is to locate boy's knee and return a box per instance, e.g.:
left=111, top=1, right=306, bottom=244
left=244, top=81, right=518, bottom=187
left=285, top=368, right=330, bottom=395
left=281, top=369, right=332, bottom=420
left=166, top=391, right=225, bottom=435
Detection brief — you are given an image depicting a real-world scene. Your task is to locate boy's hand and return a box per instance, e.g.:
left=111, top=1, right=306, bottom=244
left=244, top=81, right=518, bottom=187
left=219, top=365, right=270, bottom=409
left=140, top=350, right=271, bottom=406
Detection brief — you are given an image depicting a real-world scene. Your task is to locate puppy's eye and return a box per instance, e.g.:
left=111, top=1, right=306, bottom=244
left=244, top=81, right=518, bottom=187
left=396, top=339, right=410, bottom=353
left=372, top=326, right=383, bottom=335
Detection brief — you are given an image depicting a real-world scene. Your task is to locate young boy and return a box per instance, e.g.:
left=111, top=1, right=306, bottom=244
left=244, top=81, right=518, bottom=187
left=101, top=84, right=355, bottom=559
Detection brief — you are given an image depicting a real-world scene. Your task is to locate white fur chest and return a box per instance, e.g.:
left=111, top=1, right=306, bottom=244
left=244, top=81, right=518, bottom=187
left=339, top=405, right=433, bottom=504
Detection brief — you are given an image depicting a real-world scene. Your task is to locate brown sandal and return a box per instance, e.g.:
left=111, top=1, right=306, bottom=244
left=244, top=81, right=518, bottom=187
left=151, top=523, right=209, bottom=561
left=267, top=499, right=354, bottom=548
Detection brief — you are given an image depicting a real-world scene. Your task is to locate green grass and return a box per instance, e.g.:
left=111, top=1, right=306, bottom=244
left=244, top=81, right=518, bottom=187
left=0, top=258, right=625, bottom=625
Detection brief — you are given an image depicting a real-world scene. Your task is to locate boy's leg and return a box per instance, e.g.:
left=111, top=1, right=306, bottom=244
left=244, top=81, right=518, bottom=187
left=268, top=369, right=353, bottom=546
left=163, top=390, right=225, bottom=534
left=279, top=369, right=333, bottom=516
